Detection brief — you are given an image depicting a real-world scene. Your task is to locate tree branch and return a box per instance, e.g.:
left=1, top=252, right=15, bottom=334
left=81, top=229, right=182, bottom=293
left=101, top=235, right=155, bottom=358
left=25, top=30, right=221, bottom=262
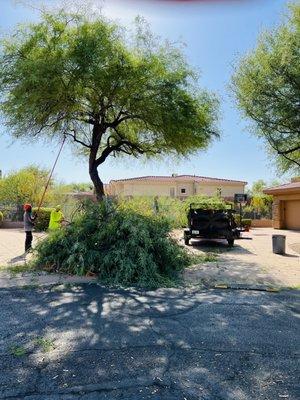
left=64, top=130, right=91, bottom=148
left=277, top=144, right=300, bottom=155
left=106, top=113, right=143, bottom=128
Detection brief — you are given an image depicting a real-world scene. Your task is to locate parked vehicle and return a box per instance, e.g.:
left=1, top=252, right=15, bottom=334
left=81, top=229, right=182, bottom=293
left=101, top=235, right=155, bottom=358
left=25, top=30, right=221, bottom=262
left=184, top=205, right=238, bottom=247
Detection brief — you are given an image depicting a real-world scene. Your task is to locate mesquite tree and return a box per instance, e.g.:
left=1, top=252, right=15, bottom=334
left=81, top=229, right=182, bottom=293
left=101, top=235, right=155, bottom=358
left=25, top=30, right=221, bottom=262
left=0, top=12, right=219, bottom=199
left=232, top=3, right=300, bottom=173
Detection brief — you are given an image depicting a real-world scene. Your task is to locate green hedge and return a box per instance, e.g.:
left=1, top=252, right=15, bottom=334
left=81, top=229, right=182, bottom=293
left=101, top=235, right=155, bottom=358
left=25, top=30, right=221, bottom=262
left=33, top=207, right=52, bottom=231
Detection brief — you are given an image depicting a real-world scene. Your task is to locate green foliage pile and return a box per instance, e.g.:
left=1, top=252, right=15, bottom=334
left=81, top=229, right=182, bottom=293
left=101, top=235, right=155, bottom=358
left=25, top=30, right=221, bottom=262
left=33, top=207, right=52, bottom=231
left=33, top=202, right=191, bottom=288
left=183, top=195, right=230, bottom=211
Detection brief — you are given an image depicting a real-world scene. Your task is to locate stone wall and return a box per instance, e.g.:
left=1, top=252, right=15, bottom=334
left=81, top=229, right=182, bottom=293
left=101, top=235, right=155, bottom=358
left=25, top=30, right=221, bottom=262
left=251, top=219, right=273, bottom=228
left=1, top=221, right=23, bottom=229
left=272, top=199, right=282, bottom=229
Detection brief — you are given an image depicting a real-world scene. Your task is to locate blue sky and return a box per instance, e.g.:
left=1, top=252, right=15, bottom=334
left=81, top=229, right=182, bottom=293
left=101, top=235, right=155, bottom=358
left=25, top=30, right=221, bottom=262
left=0, top=0, right=291, bottom=186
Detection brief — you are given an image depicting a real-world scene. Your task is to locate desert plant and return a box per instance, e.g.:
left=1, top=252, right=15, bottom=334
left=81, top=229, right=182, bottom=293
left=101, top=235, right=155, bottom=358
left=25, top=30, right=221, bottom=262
left=117, top=196, right=186, bottom=228
left=0, top=11, right=219, bottom=200
left=33, top=202, right=192, bottom=288
left=241, top=219, right=252, bottom=227
left=234, top=215, right=252, bottom=227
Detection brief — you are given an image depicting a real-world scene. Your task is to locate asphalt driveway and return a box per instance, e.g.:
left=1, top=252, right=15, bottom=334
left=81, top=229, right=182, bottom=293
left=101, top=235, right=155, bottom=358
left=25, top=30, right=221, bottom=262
left=1, top=284, right=299, bottom=400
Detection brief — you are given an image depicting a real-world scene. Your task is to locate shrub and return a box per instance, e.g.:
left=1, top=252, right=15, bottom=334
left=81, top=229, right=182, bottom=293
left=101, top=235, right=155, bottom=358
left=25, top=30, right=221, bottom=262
left=33, top=202, right=192, bottom=288
left=234, top=214, right=241, bottom=225
left=33, top=207, right=52, bottom=231
left=241, top=218, right=252, bottom=227
left=157, top=197, right=187, bottom=228
left=234, top=215, right=252, bottom=227
left=117, top=196, right=186, bottom=228
left=117, top=195, right=234, bottom=229
left=0, top=211, right=3, bottom=227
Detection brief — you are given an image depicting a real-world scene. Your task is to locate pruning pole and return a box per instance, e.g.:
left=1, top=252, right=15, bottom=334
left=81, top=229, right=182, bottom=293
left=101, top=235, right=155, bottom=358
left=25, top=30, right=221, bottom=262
left=36, top=135, right=66, bottom=213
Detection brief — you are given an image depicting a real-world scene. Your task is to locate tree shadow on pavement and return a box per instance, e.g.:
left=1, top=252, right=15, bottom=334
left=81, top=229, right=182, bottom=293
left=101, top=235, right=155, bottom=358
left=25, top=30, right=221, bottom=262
left=0, top=283, right=299, bottom=399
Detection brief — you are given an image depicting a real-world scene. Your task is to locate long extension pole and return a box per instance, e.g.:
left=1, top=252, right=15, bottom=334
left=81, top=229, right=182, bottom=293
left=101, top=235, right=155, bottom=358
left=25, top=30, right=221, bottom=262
left=37, top=135, right=66, bottom=212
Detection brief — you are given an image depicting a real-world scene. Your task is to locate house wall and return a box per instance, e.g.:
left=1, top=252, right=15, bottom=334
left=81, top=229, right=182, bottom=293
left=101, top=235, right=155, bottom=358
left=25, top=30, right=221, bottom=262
left=251, top=219, right=273, bottom=228
left=124, top=182, right=178, bottom=197
left=195, top=184, right=245, bottom=198
left=109, top=182, right=125, bottom=196
left=272, top=193, right=300, bottom=229
left=174, top=182, right=195, bottom=197
left=109, top=180, right=245, bottom=199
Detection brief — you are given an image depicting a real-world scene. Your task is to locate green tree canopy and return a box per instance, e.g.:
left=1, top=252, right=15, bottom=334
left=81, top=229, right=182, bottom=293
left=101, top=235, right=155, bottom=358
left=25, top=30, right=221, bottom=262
left=0, top=11, right=219, bottom=199
left=0, top=165, right=50, bottom=206
left=246, top=180, right=273, bottom=216
left=248, top=179, right=267, bottom=196
left=232, top=3, right=300, bottom=173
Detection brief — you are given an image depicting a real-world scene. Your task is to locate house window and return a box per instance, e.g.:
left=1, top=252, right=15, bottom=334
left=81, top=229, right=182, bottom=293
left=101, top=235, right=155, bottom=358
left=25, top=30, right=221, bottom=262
left=181, top=188, right=186, bottom=194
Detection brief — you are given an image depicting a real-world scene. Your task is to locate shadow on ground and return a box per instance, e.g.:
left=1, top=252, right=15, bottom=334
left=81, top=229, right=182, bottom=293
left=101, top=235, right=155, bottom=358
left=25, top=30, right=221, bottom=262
left=189, top=238, right=254, bottom=256
left=0, top=284, right=299, bottom=399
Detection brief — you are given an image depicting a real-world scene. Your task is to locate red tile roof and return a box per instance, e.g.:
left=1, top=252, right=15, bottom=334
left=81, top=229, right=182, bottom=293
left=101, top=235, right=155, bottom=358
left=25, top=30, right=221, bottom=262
left=264, top=181, right=300, bottom=194
left=110, top=175, right=247, bottom=185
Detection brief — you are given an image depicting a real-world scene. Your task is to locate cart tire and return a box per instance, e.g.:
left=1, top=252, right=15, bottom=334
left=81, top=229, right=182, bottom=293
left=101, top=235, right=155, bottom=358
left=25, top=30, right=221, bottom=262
left=227, top=238, right=234, bottom=247
left=184, top=236, right=190, bottom=246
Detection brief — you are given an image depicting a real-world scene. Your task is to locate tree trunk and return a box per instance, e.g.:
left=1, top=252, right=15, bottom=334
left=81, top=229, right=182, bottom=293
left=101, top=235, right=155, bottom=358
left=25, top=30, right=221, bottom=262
left=89, top=124, right=105, bottom=201
left=89, top=164, right=105, bottom=201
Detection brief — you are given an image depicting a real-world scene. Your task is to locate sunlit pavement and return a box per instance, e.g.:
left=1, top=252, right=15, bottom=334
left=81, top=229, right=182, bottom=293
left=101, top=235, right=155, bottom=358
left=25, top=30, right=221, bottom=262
left=0, top=284, right=299, bottom=400
left=182, top=228, right=300, bottom=289
left=0, top=229, right=46, bottom=267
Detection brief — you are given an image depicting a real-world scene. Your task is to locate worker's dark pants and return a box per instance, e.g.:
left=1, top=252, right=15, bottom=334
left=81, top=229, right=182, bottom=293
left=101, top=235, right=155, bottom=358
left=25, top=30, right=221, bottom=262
left=25, top=231, right=33, bottom=252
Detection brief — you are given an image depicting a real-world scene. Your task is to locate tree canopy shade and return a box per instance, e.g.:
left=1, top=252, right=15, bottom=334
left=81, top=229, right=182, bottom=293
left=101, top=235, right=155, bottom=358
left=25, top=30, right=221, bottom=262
left=232, top=3, right=300, bottom=173
left=0, top=12, right=219, bottom=199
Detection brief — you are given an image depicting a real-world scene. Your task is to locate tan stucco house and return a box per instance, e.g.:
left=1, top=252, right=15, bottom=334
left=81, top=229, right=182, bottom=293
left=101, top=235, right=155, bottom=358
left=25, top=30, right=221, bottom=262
left=264, top=177, right=300, bottom=230
left=107, top=174, right=247, bottom=200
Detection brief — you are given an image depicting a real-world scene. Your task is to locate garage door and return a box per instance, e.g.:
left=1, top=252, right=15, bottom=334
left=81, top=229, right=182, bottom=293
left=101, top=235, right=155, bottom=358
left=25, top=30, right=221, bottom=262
left=285, top=200, right=300, bottom=230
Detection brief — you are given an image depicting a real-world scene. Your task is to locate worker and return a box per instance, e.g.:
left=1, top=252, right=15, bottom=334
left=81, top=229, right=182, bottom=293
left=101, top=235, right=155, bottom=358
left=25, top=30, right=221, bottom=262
left=48, top=205, right=64, bottom=231
left=23, top=203, right=36, bottom=252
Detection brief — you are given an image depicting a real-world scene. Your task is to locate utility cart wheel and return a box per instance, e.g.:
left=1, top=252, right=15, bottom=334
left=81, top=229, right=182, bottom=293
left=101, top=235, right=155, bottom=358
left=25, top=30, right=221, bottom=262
left=227, top=238, right=234, bottom=247
left=184, top=235, right=190, bottom=246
